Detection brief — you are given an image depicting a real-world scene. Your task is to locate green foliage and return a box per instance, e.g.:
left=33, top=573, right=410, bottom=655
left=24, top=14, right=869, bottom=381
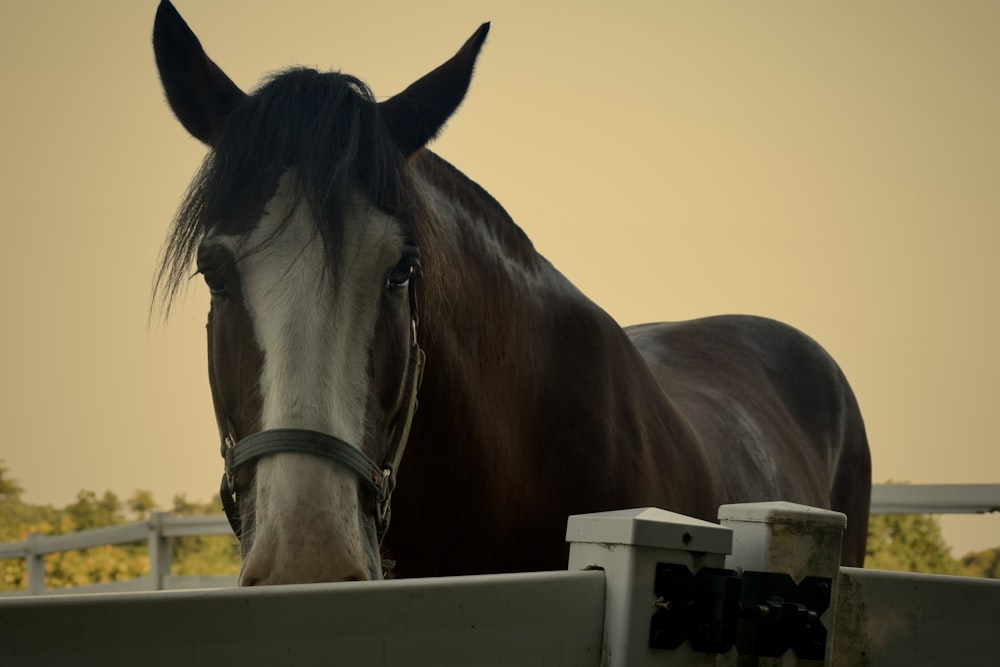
left=865, top=513, right=960, bottom=575
left=129, top=490, right=157, bottom=519
left=64, top=490, right=125, bottom=530
left=865, top=512, right=1000, bottom=578
left=0, top=465, right=24, bottom=502
left=959, top=547, right=1000, bottom=578
left=0, top=465, right=58, bottom=543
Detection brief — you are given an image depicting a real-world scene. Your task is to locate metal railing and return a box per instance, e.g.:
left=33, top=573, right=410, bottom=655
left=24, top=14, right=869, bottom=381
left=2, top=483, right=997, bottom=596
left=0, top=512, right=237, bottom=596
left=2, top=500, right=998, bottom=666
left=869, top=483, right=1000, bottom=514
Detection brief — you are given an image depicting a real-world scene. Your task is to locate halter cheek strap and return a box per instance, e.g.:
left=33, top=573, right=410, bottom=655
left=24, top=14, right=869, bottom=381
left=208, top=282, right=425, bottom=544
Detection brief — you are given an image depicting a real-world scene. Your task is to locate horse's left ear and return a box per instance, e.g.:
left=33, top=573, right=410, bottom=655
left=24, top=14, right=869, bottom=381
left=380, top=23, right=490, bottom=156
left=152, top=0, right=246, bottom=145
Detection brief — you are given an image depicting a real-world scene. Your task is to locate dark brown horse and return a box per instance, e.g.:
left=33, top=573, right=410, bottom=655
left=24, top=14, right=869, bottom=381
left=153, top=1, right=870, bottom=585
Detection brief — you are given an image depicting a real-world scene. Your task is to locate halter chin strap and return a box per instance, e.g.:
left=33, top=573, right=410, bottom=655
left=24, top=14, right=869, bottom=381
left=208, top=282, right=425, bottom=544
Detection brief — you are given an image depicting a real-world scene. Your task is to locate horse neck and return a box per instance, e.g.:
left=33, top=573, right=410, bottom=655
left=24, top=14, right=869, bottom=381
left=386, top=151, right=703, bottom=575
left=411, top=150, right=586, bottom=402
left=409, top=150, right=681, bottom=477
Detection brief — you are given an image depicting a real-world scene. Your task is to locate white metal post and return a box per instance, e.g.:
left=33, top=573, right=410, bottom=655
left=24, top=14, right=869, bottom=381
left=566, top=507, right=733, bottom=667
left=147, top=512, right=172, bottom=590
left=718, top=502, right=846, bottom=666
left=25, top=533, right=45, bottom=595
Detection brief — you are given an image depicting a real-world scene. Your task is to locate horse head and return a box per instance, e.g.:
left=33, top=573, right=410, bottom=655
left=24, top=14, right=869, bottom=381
left=152, top=0, right=487, bottom=584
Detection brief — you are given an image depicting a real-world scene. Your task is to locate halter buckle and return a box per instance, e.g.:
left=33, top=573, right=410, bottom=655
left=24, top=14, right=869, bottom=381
left=219, top=435, right=242, bottom=537
left=223, top=434, right=238, bottom=496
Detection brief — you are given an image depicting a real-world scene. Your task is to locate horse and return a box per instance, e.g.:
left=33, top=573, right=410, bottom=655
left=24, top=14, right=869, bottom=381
left=152, top=0, right=871, bottom=585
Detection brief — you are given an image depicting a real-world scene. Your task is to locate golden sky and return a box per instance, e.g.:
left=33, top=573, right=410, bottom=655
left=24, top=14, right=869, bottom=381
left=1, top=1, right=997, bottom=554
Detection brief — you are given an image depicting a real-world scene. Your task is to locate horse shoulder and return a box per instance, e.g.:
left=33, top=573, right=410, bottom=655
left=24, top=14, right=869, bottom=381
left=626, top=315, right=867, bottom=507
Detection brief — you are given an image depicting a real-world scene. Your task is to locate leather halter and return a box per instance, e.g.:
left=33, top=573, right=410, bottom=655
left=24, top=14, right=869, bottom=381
left=207, top=280, right=425, bottom=544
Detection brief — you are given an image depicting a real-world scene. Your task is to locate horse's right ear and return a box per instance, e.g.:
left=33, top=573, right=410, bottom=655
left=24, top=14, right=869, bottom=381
left=380, top=23, right=490, bottom=156
left=152, top=0, right=246, bottom=145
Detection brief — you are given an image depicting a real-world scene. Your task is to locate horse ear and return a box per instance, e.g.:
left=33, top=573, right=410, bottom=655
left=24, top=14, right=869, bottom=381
left=152, top=0, right=246, bottom=145
left=380, top=23, right=490, bottom=156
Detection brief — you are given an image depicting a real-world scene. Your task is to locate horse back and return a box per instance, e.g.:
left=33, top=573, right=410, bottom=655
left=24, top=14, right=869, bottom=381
left=627, top=315, right=871, bottom=565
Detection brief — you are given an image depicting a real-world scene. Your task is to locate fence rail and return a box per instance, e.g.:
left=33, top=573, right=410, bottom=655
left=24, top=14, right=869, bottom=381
left=0, top=513, right=237, bottom=596
left=869, top=483, right=1000, bottom=514
left=0, top=570, right=607, bottom=666
left=2, top=500, right=997, bottom=666
left=1, top=483, right=997, bottom=597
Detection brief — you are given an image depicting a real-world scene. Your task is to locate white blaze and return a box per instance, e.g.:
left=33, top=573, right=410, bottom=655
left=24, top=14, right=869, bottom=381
left=214, top=172, right=405, bottom=583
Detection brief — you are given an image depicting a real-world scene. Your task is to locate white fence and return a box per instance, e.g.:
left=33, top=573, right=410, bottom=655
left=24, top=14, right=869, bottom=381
left=0, top=483, right=997, bottom=597
left=870, top=482, right=1000, bottom=514
left=0, top=513, right=237, bottom=595
left=1, top=499, right=997, bottom=666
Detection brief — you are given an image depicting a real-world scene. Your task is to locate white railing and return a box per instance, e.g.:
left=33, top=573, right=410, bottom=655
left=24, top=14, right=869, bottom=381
left=1, top=500, right=997, bottom=666
left=869, top=482, right=1000, bottom=514
left=1, top=484, right=996, bottom=597
left=0, top=512, right=237, bottom=596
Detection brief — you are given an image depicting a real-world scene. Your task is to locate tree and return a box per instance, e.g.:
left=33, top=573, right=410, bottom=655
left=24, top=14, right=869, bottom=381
left=959, top=547, right=1000, bottom=579
left=0, top=463, right=58, bottom=543
left=865, top=512, right=960, bottom=575
left=64, top=490, right=124, bottom=531
left=128, top=490, right=157, bottom=520
left=0, top=462, right=24, bottom=502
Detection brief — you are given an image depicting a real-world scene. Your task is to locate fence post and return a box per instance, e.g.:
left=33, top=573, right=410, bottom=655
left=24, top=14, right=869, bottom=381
left=25, top=533, right=45, bottom=595
left=566, top=507, right=733, bottom=667
left=718, top=502, right=846, bottom=666
left=147, top=512, right=172, bottom=590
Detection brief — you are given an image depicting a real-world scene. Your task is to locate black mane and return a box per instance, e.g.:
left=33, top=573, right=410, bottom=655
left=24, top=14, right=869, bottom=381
left=154, top=68, right=415, bottom=313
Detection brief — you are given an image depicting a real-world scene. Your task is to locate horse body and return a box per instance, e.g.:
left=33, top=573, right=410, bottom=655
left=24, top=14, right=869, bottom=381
left=383, top=153, right=869, bottom=576
left=152, top=1, right=870, bottom=584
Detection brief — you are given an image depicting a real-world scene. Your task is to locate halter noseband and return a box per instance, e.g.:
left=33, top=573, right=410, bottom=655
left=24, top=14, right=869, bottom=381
left=207, top=281, right=425, bottom=544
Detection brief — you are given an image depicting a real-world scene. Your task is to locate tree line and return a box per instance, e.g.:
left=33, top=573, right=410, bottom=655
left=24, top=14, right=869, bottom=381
left=1, top=464, right=996, bottom=592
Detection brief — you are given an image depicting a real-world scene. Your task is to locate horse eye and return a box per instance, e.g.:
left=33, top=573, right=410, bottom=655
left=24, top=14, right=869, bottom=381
left=202, top=270, right=227, bottom=297
left=387, top=260, right=414, bottom=290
